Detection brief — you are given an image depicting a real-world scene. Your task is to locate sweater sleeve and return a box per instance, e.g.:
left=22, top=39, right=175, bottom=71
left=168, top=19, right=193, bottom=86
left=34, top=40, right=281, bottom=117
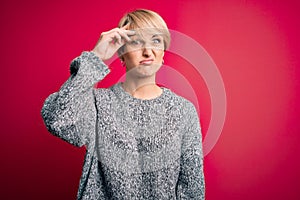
left=176, top=101, right=205, bottom=199
left=41, top=51, right=110, bottom=147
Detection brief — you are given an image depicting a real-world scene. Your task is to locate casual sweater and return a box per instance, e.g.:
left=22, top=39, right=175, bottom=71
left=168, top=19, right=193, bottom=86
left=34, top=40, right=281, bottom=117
left=41, top=52, right=205, bottom=200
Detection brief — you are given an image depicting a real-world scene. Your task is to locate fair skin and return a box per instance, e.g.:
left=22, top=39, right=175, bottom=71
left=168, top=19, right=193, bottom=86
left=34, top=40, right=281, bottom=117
left=92, top=25, right=165, bottom=100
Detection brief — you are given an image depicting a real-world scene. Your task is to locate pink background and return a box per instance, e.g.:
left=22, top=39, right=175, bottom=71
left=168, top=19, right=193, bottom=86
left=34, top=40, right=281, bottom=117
left=1, top=0, right=299, bottom=199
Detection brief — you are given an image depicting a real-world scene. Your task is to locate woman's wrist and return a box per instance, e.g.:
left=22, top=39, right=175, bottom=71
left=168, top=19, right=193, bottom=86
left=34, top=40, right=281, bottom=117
left=91, top=50, right=104, bottom=61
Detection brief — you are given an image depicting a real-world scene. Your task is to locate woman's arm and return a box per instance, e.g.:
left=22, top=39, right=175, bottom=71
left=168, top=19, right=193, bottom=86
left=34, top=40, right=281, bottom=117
left=41, top=26, right=134, bottom=147
left=176, top=102, right=205, bottom=199
left=41, top=51, right=110, bottom=147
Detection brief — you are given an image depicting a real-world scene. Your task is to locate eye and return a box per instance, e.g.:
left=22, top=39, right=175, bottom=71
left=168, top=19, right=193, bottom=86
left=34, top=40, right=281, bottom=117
left=130, top=39, right=142, bottom=46
left=152, top=38, right=162, bottom=44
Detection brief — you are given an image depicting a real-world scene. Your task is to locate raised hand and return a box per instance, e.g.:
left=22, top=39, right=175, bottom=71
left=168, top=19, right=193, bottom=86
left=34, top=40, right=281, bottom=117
left=92, top=25, right=135, bottom=61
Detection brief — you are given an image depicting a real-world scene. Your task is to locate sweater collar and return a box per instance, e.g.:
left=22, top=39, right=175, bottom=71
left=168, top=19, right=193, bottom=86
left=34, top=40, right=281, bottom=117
left=111, top=82, right=169, bottom=104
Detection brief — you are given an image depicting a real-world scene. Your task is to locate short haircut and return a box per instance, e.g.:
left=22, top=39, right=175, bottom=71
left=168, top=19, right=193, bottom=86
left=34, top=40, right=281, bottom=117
left=118, top=9, right=171, bottom=57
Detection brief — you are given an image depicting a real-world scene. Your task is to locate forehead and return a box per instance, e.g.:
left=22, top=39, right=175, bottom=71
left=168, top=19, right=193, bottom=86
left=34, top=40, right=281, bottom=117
left=130, top=28, right=165, bottom=38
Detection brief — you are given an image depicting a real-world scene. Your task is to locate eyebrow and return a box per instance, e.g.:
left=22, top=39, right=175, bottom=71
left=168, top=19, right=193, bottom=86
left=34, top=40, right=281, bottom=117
left=129, top=33, right=163, bottom=39
left=152, top=34, right=163, bottom=38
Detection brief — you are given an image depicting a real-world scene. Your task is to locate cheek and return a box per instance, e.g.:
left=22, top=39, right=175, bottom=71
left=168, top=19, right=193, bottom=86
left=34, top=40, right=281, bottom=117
left=156, top=51, right=164, bottom=60
left=124, top=52, right=139, bottom=64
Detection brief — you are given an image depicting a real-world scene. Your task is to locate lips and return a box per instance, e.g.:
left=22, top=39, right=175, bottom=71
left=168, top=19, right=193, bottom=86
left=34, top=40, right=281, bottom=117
left=139, top=59, right=154, bottom=65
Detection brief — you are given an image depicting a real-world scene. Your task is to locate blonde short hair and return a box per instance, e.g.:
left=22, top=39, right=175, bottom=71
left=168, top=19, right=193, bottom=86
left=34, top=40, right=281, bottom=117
left=118, top=9, right=171, bottom=56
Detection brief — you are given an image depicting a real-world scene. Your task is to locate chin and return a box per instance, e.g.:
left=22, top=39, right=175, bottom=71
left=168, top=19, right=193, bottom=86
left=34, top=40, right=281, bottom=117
left=128, top=64, right=161, bottom=78
left=136, top=70, right=156, bottom=78
left=141, top=64, right=162, bottom=76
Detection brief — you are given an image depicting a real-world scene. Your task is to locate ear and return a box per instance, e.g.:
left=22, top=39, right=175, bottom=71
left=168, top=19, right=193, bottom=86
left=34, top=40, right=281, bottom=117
left=161, top=51, right=165, bottom=61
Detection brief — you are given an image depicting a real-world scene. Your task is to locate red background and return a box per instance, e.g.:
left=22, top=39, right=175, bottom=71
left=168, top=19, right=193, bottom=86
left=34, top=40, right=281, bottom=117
left=1, top=0, right=299, bottom=199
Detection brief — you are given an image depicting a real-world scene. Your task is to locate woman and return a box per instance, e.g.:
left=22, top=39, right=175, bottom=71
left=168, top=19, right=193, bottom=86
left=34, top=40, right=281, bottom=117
left=42, top=9, right=205, bottom=200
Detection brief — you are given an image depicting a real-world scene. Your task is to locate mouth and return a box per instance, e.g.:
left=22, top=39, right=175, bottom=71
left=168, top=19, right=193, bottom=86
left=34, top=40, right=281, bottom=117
left=139, top=59, right=154, bottom=65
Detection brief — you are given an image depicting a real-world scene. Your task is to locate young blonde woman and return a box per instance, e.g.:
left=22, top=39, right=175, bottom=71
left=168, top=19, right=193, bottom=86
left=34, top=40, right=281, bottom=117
left=42, top=9, right=205, bottom=200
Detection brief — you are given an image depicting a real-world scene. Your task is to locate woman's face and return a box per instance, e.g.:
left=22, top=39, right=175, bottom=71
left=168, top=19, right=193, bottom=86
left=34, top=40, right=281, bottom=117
left=122, top=30, right=165, bottom=78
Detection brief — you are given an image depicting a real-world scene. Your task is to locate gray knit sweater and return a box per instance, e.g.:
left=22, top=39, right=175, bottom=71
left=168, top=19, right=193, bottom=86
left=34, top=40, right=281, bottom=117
left=41, top=52, right=205, bottom=199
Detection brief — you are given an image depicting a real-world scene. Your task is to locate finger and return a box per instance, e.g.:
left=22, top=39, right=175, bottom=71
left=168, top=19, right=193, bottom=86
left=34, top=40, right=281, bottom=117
left=102, top=27, right=134, bottom=44
left=120, top=24, right=135, bottom=35
left=124, top=29, right=136, bottom=36
left=121, top=23, right=130, bottom=30
left=112, top=32, right=122, bottom=45
left=102, top=27, right=120, bottom=38
left=117, top=30, right=132, bottom=42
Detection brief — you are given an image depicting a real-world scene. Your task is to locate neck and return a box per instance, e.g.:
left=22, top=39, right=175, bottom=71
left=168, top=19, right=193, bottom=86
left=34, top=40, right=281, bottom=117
left=122, top=76, right=162, bottom=100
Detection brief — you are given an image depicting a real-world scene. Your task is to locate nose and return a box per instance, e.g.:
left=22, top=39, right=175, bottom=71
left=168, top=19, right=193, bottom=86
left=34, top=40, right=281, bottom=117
left=142, top=45, right=153, bottom=57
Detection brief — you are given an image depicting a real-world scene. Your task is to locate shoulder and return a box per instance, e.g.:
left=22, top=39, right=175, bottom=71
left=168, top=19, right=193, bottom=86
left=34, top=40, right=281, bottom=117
left=92, top=84, right=117, bottom=102
left=164, top=88, right=197, bottom=113
left=163, top=88, right=200, bottom=125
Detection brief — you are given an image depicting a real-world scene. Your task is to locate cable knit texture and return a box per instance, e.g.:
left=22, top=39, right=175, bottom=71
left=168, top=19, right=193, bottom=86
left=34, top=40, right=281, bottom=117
left=41, top=51, right=205, bottom=200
